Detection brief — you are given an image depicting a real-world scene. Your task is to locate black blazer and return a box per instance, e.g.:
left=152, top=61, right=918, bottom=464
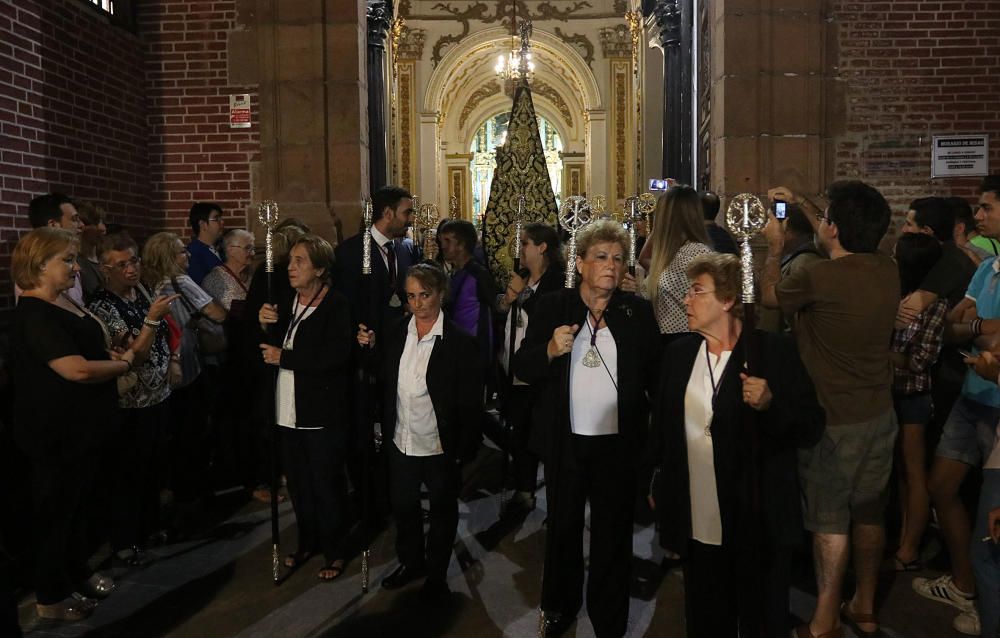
left=650, top=331, right=825, bottom=558
left=513, top=288, right=662, bottom=461
left=267, top=287, right=354, bottom=429
left=379, top=314, right=484, bottom=461
left=334, top=231, right=421, bottom=334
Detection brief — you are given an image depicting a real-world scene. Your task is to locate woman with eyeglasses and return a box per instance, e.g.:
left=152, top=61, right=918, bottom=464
left=89, top=232, right=179, bottom=567
left=648, top=253, right=823, bottom=638
left=514, top=220, right=661, bottom=637
left=639, top=185, right=715, bottom=342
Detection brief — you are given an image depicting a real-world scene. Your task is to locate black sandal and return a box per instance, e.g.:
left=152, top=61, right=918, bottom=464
left=318, top=559, right=345, bottom=581
left=284, top=551, right=314, bottom=569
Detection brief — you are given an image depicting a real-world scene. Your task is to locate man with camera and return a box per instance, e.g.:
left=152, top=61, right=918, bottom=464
left=760, top=181, right=898, bottom=638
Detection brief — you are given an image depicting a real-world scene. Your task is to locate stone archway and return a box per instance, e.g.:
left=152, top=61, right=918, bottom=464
left=417, top=27, right=604, bottom=216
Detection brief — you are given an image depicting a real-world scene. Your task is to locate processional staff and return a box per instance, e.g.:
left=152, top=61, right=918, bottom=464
left=622, top=192, right=655, bottom=277
left=257, top=199, right=281, bottom=585
left=559, top=196, right=595, bottom=288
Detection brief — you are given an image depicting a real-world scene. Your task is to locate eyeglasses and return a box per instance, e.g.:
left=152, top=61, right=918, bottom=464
left=105, top=257, right=141, bottom=271
left=231, top=244, right=255, bottom=253
left=684, top=287, right=716, bottom=300
left=208, top=217, right=223, bottom=224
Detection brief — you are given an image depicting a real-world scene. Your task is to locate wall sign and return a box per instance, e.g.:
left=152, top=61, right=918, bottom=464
left=931, top=134, right=989, bottom=178
left=229, top=94, right=251, bottom=129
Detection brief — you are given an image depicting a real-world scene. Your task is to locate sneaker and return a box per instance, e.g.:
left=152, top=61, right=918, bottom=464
left=953, top=609, right=981, bottom=636
left=912, top=574, right=976, bottom=613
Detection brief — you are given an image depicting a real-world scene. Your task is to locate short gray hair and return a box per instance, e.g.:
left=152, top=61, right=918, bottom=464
left=222, top=228, right=254, bottom=248
left=575, top=219, right=628, bottom=258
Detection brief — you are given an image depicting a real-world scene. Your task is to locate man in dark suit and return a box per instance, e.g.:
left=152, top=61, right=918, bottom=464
left=334, top=185, right=420, bottom=335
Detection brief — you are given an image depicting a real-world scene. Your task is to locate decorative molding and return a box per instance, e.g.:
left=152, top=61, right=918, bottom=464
left=651, top=0, right=681, bottom=48
left=397, top=25, right=426, bottom=60
left=599, top=24, right=632, bottom=59
left=366, top=0, right=393, bottom=43
left=448, top=166, right=469, bottom=220
left=553, top=28, right=594, bottom=68
left=611, top=60, right=630, bottom=201
left=459, top=79, right=502, bottom=130
left=614, top=0, right=628, bottom=15
left=408, top=0, right=598, bottom=22
left=396, top=62, right=416, bottom=191
left=531, top=79, right=574, bottom=127
left=431, top=26, right=470, bottom=67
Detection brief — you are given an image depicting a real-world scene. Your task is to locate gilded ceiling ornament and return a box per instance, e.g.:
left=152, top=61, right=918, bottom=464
left=531, top=79, right=574, bottom=127
left=390, top=18, right=406, bottom=67
left=397, top=25, right=426, bottom=60
left=459, top=79, right=502, bottom=131
left=598, top=23, right=632, bottom=58
left=553, top=28, right=594, bottom=68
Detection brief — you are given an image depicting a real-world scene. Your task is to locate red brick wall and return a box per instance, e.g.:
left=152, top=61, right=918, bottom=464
left=0, top=0, right=148, bottom=310
left=831, top=1, right=1000, bottom=215
left=140, top=0, right=259, bottom=238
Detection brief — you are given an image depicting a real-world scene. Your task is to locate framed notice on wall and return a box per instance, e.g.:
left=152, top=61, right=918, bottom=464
left=229, top=94, right=251, bottom=129
left=931, top=134, right=989, bottom=178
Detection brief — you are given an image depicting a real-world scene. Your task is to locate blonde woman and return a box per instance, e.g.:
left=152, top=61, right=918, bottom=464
left=639, top=185, right=714, bottom=338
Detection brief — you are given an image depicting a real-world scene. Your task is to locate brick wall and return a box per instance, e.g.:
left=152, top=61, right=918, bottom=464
left=0, top=0, right=148, bottom=310
left=831, top=1, right=1000, bottom=214
left=140, top=0, right=259, bottom=239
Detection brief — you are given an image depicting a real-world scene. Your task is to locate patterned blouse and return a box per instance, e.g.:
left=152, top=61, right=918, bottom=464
left=201, top=265, right=249, bottom=313
left=652, top=241, right=714, bottom=334
left=89, top=287, right=171, bottom=409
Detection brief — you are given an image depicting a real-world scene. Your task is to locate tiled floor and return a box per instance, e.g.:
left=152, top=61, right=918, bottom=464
left=16, top=448, right=970, bottom=638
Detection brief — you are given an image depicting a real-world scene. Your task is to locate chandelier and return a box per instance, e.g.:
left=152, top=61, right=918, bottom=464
left=495, top=3, right=535, bottom=82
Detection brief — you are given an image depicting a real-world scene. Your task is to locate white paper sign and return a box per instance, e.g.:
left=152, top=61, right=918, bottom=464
left=932, top=134, right=989, bottom=178
left=229, top=94, right=251, bottom=129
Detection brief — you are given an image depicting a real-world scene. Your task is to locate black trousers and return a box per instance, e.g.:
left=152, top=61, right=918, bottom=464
left=388, top=443, right=460, bottom=582
left=167, top=377, right=211, bottom=502
left=281, top=426, right=349, bottom=562
left=30, top=457, right=94, bottom=604
left=506, top=385, right=540, bottom=493
left=543, top=434, right=633, bottom=638
left=111, top=403, right=166, bottom=551
left=683, top=539, right=793, bottom=638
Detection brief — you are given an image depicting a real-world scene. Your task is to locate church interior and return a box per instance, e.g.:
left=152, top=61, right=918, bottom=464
left=1, top=0, right=999, bottom=637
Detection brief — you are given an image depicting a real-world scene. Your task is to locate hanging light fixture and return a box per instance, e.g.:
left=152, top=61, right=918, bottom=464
left=495, top=2, right=535, bottom=82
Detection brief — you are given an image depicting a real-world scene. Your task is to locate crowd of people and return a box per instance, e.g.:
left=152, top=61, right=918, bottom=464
left=2, top=177, right=1000, bottom=638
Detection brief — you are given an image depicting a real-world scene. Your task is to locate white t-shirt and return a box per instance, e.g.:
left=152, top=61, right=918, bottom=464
left=394, top=311, right=445, bottom=456
left=569, top=317, right=619, bottom=436
left=683, top=341, right=731, bottom=546
left=276, top=298, right=318, bottom=429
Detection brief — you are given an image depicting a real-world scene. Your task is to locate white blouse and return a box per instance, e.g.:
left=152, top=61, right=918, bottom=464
left=683, top=341, right=731, bottom=546
left=276, top=298, right=318, bottom=429
left=569, top=316, right=619, bottom=436
left=501, top=280, right=540, bottom=386
left=394, top=311, right=445, bottom=456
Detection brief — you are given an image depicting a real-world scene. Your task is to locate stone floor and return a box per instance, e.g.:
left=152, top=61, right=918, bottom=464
left=16, top=446, right=971, bottom=638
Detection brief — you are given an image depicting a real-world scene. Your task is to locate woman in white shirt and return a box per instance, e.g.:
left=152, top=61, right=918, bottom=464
left=649, top=253, right=824, bottom=638
left=259, top=235, right=354, bottom=581
left=497, top=222, right=565, bottom=514
left=357, top=263, right=483, bottom=599
left=639, top=185, right=714, bottom=338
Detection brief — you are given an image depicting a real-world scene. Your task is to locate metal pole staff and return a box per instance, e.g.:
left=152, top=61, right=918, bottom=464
left=359, top=198, right=376, bottom=594
left=558, top=196, right=594, bottom=288
left=257, top=199, right=281, bottom=585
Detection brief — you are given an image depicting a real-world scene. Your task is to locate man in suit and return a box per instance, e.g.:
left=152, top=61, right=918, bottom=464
left=334, top=185, right=419, bottom=335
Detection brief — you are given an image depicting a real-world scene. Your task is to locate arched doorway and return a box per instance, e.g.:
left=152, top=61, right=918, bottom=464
left=469, top=112, right=564, bottom=220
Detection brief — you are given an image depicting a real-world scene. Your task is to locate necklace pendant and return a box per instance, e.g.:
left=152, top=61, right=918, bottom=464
left=389, top=293, right=402, bottom=308
left=516, top=313, right=524, bottom=328
left=581, top=347, right=601, bottom=368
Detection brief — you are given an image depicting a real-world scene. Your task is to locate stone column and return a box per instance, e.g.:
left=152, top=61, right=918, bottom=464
left=255, top=0, right=369, bottom=241
left=650, top=0, right=693, bottom=184
left=366, top=0, right=392, bottom=194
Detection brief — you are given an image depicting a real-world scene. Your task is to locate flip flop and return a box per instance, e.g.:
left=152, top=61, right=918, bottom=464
left=318, top=559, right=345, bottom=581
left=284, top=551, right=314, bottom=569
left=841, top=602, right=883, bottom=638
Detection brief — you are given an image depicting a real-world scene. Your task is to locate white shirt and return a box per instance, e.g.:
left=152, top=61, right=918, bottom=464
left=501, top=280, right=541, bottom=385
left=276, top=298, right=319, bottom=429
left=370, top=226, right=396, bottom=273
left=683, top=341, right=731, bottom=546
left=569, top=317, right=619, bottom=436
left=394, top=311, right=445, bottom=456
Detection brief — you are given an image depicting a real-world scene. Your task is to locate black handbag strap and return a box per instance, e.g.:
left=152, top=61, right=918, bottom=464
left=169, top=276, right=202, bottom=319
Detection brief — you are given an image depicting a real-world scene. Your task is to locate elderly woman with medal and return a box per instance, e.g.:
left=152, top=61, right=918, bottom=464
left=513, top=216, right=661, bottom=638
left=647, top=202, right=824, bottom=637
left=258, top=234, right=354, bottom=582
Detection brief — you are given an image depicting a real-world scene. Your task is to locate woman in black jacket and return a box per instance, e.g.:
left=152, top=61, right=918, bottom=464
left=357, top=263, right=483, bottom=599
left=513, top=220, right=662, bottom=638
left=258, top=234, right=353, bottom=580
left=649, top=253, right=824, bottom=638
left=497, top=222, right=565, bottom=513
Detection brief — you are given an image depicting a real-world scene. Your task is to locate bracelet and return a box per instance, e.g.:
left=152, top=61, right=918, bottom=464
left=143, top=317, right=161, bottom=328
left=972, top=318, right=984, bottom=337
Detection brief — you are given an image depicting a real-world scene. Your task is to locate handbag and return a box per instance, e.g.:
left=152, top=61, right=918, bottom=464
left=70, top=296, right=138, bottom=396
left=171, top=276, right=227, bottom=355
